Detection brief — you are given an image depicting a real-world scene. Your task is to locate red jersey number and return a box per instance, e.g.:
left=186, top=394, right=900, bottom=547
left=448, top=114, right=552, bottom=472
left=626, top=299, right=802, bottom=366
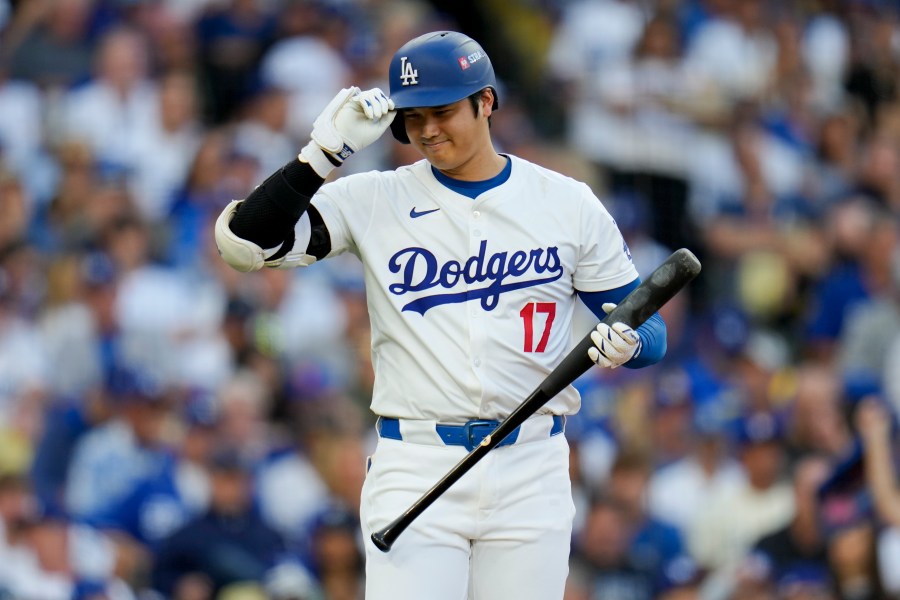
left=520, top=302, right=556, bottom=353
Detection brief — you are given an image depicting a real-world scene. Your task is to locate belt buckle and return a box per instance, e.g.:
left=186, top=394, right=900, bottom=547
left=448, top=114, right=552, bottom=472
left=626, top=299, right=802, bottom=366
left=462, top=420, right=498, bottom=452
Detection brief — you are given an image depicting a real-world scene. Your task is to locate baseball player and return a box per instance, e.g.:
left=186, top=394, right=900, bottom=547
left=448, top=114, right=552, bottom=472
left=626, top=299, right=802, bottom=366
left=215, top=31, right=667, bottom=600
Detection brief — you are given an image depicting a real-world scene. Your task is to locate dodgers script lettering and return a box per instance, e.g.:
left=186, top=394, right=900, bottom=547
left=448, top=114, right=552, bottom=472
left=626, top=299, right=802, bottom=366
left=388, top=240, right=564, bottom=315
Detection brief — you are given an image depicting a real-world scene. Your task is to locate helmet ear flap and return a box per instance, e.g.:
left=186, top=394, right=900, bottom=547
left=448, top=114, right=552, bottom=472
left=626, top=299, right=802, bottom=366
left=390, top=114, right=410, bottom=144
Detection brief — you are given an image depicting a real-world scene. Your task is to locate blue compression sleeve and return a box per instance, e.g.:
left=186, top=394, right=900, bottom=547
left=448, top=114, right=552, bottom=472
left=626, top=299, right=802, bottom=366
left=577, top=279, right=667, bottom=369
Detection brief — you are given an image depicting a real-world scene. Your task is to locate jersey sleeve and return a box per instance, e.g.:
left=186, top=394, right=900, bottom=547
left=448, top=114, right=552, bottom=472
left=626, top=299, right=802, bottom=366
left=309, top=172, right=380, bottom=259
left=572, top=184, right=639, bottom=292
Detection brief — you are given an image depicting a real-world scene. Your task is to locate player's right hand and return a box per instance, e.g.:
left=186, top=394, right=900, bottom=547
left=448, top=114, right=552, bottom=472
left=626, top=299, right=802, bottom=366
left=299, top=87, right=395, bottom=178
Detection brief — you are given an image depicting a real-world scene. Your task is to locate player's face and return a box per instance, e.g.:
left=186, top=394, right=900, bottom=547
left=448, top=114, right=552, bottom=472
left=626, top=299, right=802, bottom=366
left=402, top=91, right=497, bottom=179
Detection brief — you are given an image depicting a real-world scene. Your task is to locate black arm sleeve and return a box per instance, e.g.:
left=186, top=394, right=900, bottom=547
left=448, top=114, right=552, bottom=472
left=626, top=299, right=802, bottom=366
left=228, top=158, right=327, bottom=251
left=306, top=205, right=332, bottom=260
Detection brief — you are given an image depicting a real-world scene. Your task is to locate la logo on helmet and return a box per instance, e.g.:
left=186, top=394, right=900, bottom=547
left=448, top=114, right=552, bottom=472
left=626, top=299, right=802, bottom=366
left=399, top=56, right=418, bottom=86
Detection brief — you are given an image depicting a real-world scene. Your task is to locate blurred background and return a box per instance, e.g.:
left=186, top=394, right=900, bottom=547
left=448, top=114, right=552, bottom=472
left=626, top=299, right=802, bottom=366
left=1, top=0, right=900, bottom=598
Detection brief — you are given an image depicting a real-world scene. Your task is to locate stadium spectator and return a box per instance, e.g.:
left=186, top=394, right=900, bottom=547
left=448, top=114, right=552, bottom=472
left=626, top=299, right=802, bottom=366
left=193, top=0, right=276, bottom=123
left=257, top=1, right=353, bottom=141
left=784, top=363, right=853, bottom=462
left=688, top=410, right=794, bottom=600
left=605, top=449, right=688, bottom=593
left=855, top=396, right=900, bottom=596
left=127, top=69, right=204, bottom=222
left=803, top=197, right=892, bottom=363
left=737, top=453, right=836, bottom=598
left=565, top=492, right=655, bottom=600
left=647, top=400, right=745, bottom=537
left=3, top=0, right=96, bottom=90
left=149, top=445, right=312, bottom=599
left=57, top=27, right=158, bottom=176
left=64, top=367, right=173, bottom=523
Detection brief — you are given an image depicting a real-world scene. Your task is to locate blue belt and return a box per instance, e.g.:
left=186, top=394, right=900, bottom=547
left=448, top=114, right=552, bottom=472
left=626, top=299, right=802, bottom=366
left=377, top=415, right=565, bottom=452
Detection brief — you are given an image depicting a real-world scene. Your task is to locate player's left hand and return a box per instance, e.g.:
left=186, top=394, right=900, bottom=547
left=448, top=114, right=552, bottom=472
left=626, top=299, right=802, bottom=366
left=300, top=87, right=395, bottom=177
left=588, top=303, right=641, bottom=369
left=320, top=87, right=395, bottom=156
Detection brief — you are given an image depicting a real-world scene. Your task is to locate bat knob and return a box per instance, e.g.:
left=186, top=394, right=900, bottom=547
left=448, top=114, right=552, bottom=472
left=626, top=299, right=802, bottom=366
left=371, top=531, right=393, bottom=553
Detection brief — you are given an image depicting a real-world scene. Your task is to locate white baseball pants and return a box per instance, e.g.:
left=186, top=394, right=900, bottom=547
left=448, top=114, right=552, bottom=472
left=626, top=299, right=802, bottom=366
left=360, top=429, right=575, bottom=600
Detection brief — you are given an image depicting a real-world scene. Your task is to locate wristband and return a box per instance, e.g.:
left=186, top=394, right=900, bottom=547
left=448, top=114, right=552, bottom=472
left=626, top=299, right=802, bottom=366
left=299, top=140, right=337, bottom=179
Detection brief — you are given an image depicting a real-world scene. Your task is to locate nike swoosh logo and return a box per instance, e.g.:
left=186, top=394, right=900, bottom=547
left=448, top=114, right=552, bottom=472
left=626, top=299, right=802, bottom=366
left=410, top=207, right=440, bottom=219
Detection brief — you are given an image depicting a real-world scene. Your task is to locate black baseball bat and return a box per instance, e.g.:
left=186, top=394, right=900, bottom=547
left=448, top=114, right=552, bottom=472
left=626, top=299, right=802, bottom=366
left=371, top=248, right=702, bottom=552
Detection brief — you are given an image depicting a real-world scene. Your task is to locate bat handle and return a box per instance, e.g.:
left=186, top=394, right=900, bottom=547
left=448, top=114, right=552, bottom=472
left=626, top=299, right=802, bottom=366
left=371, top=529, right=394, bottom=552
left=371, top=491, right=435, bottom=552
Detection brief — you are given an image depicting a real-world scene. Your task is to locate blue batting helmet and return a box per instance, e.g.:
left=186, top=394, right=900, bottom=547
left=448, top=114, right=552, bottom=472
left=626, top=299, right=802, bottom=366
left=388, top=31, right=499, bottom=143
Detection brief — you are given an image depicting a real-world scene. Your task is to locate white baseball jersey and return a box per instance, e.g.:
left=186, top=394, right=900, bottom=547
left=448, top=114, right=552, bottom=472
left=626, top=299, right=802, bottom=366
left=300, top=154, right=637, bottom=422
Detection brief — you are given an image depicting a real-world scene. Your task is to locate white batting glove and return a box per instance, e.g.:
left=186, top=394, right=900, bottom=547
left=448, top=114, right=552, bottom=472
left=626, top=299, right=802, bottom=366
left=299, top=87, right=395, bottom=178
left=588, top=303, right=642, bottom=369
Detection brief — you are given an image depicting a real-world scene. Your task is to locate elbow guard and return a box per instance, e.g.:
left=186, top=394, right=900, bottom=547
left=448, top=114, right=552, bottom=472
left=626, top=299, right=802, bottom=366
left=215, top=200, right=274, bottom=272
left=215, top=200, right=318, bottom=271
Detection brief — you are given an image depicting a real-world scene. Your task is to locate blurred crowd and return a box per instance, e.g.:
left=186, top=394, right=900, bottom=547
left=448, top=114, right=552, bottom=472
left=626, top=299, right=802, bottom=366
left=1, top=0, right=900, bottom=598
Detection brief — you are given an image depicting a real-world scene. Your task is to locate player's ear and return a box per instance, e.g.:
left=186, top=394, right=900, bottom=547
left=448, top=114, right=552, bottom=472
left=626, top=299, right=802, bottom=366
left=481, top=89, right=496, bottom=117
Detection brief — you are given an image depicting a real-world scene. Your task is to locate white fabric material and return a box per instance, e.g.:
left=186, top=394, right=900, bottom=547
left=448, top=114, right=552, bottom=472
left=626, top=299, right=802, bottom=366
left=683, top=18, right=777, bottom=101
left=360, top=433, right=574, bottom=600
left=688, top=479, right=794, bottom=599
left=261, top=36, right=351, bottom=96
left=0, top=543, right=73, bottom=599
left=0, top=315, right=48, bottom=412
left=65, top=421, right=160, bottom=520
left=59, top=80, right=159, bottom=168
left=839, top=297, right=900, bottom=387
left=0, top=80, right=43, bottom=177
left=876, top=324, right=900, bottom=416
left=232, top=120, right=296, bottom=186
left=546, top=0, right=644, bottom=81
left=546, top=0, right=701, bottom=175
left=256, top=451, right=331, bottom=539
left=310, top=156, right=638, bottom=421
left=878, top=527, right=900, bottom=594
left=114, top=265, right=231, bottom=389
left=563, top=57, right=702, bottom=175
left=128, top=120, right=201, bottom=222
left=396, top=418, right=444, bottom=445
left=647, top=455, right=746, bottom=535
left=687, top=129, right=807, bottom=226
left=38, top=303, right=104, bottom=396
left=259, top=34, right=352, bottom=139
left=69, top=523, right=117, bottom=580
left=802, top=14, right=850, bottom=111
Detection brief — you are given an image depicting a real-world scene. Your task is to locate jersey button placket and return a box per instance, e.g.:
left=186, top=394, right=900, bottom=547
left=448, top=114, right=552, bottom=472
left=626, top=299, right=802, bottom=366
left=468, top=206, right=487, bottom=391
left=470, top=207, right=483, bottom=240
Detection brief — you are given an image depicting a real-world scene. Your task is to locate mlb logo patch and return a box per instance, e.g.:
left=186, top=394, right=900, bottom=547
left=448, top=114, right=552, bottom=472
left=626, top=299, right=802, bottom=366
left=458, top=57, right=469, bottom=70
